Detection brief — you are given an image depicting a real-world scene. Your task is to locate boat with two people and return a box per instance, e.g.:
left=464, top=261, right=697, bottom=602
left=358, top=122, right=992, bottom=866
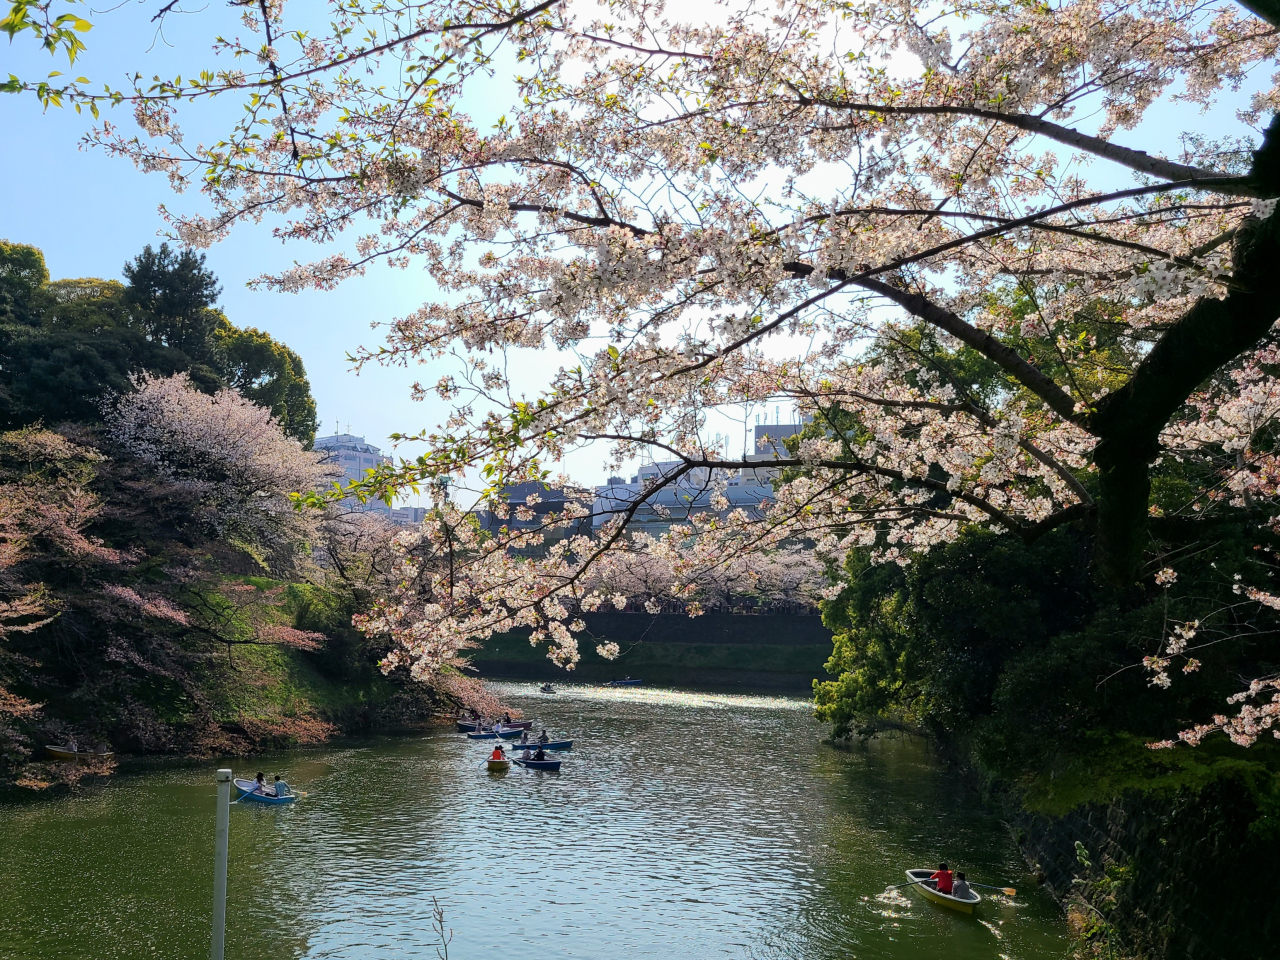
left=486, top=744, right=511, bottom=772
left=512, top=741, right=562, bottom=770
left=540, top=684, right=556, bottom=694
left=233, top=775, right=298, bottom=805
left=901, top=868, right=982, bottom=914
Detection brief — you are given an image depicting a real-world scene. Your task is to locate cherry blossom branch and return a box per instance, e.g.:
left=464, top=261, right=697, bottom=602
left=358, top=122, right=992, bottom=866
left=800, top=95, right=1260, bottom=196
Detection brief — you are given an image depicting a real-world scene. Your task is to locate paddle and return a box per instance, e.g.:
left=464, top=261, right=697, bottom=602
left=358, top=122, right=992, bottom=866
left=884, top=878, right=928, bottom=892
left=969, top=882, right=1017, bottom=896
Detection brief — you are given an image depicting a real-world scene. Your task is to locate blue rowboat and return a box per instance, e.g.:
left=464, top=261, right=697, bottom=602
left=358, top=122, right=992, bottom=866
left=233, top=778, right=297, bottom=805
left=457, top=720, right=533, bottom=733
left=467, top=729, right=526, bottom=740
left=606, top=678, right=643, bottom=687
left=508, top=738, right=573, bottom=751
left=513, top=758, right=561, bottom=771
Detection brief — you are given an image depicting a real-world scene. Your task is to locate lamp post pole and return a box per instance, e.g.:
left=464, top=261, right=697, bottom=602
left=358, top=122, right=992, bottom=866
left=212, top=768, right=231, bottom=960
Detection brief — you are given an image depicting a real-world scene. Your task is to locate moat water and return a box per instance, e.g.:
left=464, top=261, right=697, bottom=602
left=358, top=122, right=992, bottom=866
left=0, top=683, right=1068, bottom=959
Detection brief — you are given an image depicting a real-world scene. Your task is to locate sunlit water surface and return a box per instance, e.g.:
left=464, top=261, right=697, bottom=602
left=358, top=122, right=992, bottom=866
left=0, top=683, right=1068, bottom=959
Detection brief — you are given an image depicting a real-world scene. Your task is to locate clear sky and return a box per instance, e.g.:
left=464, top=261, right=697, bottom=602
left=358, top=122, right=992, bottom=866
left=1, top=3, right=1267, bottom=501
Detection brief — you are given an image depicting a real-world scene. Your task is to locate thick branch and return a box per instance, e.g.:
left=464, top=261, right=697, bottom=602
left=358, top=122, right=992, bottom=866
left=1088, top=211, right=1280, bottom=583
left=1235, top=0, right=1280, bottom=27
left=802, top=95, right=1259, bottom=196
left=847, top=276, right=1082, bottom=423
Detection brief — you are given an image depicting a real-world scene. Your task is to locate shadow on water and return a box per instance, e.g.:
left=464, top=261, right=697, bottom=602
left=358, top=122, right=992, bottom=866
left=0, top=683, right=1067, bottom=959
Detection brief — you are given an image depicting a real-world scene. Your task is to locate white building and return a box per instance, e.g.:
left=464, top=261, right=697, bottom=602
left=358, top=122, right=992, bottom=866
left=592, top=422, right=810, bottom=532
left=313, top=433, right=427, bottom=526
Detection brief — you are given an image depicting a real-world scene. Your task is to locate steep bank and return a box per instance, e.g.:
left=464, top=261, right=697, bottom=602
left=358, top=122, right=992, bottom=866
left=977, top=742, right=1280, bottom=960
left=470, top=611, right=832, bottom=689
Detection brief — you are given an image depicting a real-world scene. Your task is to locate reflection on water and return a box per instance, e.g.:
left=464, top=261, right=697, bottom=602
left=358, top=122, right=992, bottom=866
left=0, top=683, right=1068, bottom=959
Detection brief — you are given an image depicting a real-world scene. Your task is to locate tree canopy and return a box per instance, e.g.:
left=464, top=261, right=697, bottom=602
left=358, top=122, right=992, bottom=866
left=0, top=240, right=318, bottom=445
left=8, top=0, right=1280, bottom=744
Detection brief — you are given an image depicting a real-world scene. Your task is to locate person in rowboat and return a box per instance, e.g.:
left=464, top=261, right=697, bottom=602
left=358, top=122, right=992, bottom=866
left=537, top=728, right=549, bottom=744
left=533, top=747, right=547, bottom=761
left=929, top=863, right=954, bottom=895
left=518, top=730, right=530, bottom=745
left=490, top=744, right=506, bottom=761
left=520, top=745, right=533, bottom=761
left=252, top=772, right=272, bottom=796
left=502, top=712, right=513, bottom=725
left=951, top=873, right=972, bottom=900
left=273, top=774, right=292, bottom=798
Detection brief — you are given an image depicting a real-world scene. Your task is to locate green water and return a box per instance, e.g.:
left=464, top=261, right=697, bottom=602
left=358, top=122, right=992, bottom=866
left=0, top=684, right=1068, bottom=959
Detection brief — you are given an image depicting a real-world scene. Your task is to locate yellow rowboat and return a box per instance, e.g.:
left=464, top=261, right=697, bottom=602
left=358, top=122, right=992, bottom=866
left=486, top=758, right=511, bottom=771
left=905, top=869, right=981, bottom=914
left=46, top=745, right=114, bottom=763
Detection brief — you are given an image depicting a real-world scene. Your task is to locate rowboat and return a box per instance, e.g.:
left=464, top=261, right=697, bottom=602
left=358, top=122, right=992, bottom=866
left=905, top=869, right=981, bottom=914
left=456, top=720, right=533, bottom=732
left=507, top=738, right=573, bottom=751
left=486, top=758, right=511, bottom=771
left=467, top=728, right=526, bottom=740
left=233, top=778, right=298, bottom=805
left=513, top=758, right=561, bottom=771
left=45, top=745, right=114, bottom=763
left=606, top=678, right=643, bottom=687
left=540, top=684, right=556, bottom=694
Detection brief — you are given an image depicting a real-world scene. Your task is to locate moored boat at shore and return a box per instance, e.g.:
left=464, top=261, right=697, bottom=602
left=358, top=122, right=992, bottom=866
left=904, top=869, right=981, bottom=914
left=45, top=745, right=114, bottom=763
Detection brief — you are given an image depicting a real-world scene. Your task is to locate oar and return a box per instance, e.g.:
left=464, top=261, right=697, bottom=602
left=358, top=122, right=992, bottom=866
left=970, top=882, right=1017, bottom=896
left=885, top=877, right=928, bottom=891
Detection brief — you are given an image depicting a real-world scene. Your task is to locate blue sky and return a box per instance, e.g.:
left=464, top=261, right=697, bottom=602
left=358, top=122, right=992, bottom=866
left=0, top=4, right=473, bottom=503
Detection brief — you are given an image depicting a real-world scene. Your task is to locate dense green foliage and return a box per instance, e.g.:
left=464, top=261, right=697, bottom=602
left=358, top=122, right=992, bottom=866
left=0, top=240, right=318, bottom=445
left=815, top=527, right=1280, bottom=809
left=810, top=303, right=1280, bottom=815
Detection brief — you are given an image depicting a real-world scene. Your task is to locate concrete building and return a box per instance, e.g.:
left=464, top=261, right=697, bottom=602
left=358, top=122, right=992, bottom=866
left=592, top=422, right=811, bottom=532
left=313, top=433, right=428, bottom=526
left=474, top=480, right=594, bottom=538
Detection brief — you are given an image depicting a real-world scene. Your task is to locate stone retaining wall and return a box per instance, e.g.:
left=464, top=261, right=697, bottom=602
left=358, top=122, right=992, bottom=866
left=1012, top=776, right=1279, bottom=959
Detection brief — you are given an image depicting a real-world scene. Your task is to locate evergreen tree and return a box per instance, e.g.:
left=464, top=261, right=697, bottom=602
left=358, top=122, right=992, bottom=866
left=121, top=244, right=222, bottom=363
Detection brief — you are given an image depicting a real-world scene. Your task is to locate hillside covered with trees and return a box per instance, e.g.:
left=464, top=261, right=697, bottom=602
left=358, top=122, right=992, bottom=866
left=0, top=241, right=470, bottom=791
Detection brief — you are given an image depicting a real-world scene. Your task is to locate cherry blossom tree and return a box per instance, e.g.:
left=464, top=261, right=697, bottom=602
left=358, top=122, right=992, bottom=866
left=0, top=428, right=126, bottom=780
left=105, top=373, right=334, bottom=568
left=28, top=0, right=1280, bottom=723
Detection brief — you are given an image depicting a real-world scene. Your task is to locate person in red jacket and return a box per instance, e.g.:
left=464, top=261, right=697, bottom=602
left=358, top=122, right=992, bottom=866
left=490, top=745, right=506, bottom=761
left=930, top=862, right=954, bottom=895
